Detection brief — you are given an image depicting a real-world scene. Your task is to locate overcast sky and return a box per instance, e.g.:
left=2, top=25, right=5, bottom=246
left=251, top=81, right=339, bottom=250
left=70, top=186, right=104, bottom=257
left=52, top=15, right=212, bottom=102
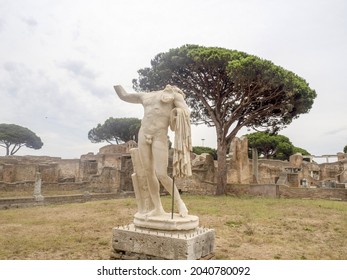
left=0, top=0, right=346, bottom=159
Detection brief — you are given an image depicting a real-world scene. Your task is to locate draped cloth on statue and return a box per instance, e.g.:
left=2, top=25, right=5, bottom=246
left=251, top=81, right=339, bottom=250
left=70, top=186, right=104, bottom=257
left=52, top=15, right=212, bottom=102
left=170, top=108, right=192, bottom=178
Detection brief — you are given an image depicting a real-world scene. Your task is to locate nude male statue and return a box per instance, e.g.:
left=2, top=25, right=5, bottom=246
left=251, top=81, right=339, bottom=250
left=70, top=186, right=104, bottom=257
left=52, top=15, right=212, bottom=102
left=114, top=84, right=190, bottom=217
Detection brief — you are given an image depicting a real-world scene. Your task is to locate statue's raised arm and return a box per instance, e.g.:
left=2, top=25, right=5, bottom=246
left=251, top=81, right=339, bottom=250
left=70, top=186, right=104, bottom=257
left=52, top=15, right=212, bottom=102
left=114, top=85, right=142, bottom=104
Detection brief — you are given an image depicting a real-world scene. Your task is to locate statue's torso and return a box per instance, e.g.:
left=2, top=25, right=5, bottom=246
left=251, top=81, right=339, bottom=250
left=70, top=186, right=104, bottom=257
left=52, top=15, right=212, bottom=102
left=141, top=91, right=174, bottom=135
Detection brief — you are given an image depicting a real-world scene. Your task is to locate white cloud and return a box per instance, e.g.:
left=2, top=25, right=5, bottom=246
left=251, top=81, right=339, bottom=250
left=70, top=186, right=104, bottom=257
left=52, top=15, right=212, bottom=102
left=21, top=16, right=38, bottom=27
left=58, top=60, right=98, bottom=80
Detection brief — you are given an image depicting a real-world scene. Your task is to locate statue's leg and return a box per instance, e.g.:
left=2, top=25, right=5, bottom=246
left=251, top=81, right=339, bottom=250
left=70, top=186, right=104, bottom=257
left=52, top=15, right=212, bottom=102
left=138, top=133, right=165, bottom=216
left=152, top=139, right=188, bottom=217
left=130, top=148, right=154, bottom=214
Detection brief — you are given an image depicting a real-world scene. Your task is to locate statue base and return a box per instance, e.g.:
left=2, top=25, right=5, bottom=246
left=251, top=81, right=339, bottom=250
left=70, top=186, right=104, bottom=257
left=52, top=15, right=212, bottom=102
left=111, top=224, right=215, bottom=260
left=133, top=212, right=199, bottom=231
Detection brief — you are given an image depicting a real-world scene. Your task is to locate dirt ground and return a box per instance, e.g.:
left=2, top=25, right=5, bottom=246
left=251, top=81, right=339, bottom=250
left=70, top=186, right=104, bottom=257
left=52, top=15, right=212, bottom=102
left=0, top=195, right=346, bottom=260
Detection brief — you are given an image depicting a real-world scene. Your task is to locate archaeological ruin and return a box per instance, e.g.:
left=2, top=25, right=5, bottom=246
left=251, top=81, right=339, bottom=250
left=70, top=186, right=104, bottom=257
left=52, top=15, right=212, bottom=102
left=0, top=138, right=346, bottom=209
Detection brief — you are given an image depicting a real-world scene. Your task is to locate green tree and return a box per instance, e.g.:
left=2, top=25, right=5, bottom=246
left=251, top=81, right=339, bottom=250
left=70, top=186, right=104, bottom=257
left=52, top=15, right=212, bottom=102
left=88, top=117, right=141, bottom=144
left=293, top=146, right=310, bottom=156
left=0, top=124, right=43, bottom=155
left=344, top=145, right=347, bottom=153
left=246, top=132, right=310, bottom=160
left=192, top=146, right=217, bottom=160
left=133, top=45, right=317, bottom=194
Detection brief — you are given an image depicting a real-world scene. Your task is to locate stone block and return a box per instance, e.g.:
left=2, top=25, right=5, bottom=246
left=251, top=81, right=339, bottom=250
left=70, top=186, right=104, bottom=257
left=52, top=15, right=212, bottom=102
left=112, top=224, right=215, bottom=260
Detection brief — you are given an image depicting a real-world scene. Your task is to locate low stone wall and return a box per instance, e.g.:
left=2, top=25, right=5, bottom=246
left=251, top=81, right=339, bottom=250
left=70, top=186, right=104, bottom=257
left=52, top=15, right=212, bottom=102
left=279, top=186, right=347, bottom=201
left=180, top=181, right=280, bottom=198
left=2, top=183, right=346, bottom=210
left=0, top=192, right=133, bottom=209
left=227, top=184, right=279, bottom=198
left=226, top=184, right=347, bottom=201
left=0, top=179, right=120, bottom=196
left=0, top=181, right=34, bottom=194
left=0, top=181, right=89, bottom=196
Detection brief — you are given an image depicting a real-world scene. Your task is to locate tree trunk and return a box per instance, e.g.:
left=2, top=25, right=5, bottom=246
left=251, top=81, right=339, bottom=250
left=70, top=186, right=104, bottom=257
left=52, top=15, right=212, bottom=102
left=215, top=137, right=228, bottom=195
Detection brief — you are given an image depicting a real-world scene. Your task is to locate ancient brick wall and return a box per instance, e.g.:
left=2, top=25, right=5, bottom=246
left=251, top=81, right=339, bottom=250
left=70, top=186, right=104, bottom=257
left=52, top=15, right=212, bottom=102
left=257, top=161, right=284, bottom=184
left=175, top=176, right=216, bottom=195
left=11, top=164, right=36, bottom=181
left=119, top=155, right=134, bottom=192
left=89, top=167, right=120, bottom=193
left=319, top=162, right=343, bottom=181
left=226, top=184, right=279, bottom=198
left=1, top=164, right=16, bottom=182
left=57, top=159, right=80, bottom=181
left=279, top=186, right=347, bottom=201
left=0, top=181, right=34, bottom=196
left=38, top=163, right=59, bottom=183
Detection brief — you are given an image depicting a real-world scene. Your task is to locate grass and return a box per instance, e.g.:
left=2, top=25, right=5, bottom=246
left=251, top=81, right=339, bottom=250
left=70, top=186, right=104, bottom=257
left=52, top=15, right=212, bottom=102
left=0, top=195, right=346, bottom=260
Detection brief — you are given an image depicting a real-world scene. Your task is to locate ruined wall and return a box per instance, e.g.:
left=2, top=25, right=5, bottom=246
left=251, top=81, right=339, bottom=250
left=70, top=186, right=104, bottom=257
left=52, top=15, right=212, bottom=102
left=337, top=161, right=347, bottom=183
left=175, top=176, right=216, bottom=195
left=1, top=164, right=16, bottom=182
left=38, top=163, right=59, bottom=183
left=79, top=160, right=98, bottom=181
left=119, top=155, right=134, bottom=192
left=257, top=160, right=289, bottom=184
left=102, top=154, right=123, bottom=170
left=0, top=142, right=136, bottom=196
left=227, top=184, right=279, bottom=198
left=226, top=184, right=347, bottom=200
left=13, top=164, right=36, bottom=181
left=279, top=186, right=347, bottom=200
left=89, top=167, right=120, bottom=193
left=0, top=156, right=62, bottom=183
left=0, top=193, right=121, bottom=209
left=2, top=140, right=346, bottom=202
left=99, top=141, right=137, bottom=155
left=319, top=162, right=343, bottom=181
left=191, top=153, right=216, bottom=184
left=0, top=181, right=34, bottom=196
left=57, top=160, right=80, bottom=182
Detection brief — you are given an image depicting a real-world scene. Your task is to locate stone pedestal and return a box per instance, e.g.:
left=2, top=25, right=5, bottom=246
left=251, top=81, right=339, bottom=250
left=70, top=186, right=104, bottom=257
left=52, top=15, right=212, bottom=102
left=111, top=224, right=215, bottom=260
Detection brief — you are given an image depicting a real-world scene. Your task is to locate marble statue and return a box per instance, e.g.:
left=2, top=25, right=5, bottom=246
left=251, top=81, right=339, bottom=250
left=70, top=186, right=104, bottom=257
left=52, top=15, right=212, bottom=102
left=114, top=85, right=197, bottom=230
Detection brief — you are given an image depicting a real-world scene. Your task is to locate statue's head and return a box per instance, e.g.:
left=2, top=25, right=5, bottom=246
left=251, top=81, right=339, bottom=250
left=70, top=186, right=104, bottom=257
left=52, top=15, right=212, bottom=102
left=164, top=84, right=185, bottom=98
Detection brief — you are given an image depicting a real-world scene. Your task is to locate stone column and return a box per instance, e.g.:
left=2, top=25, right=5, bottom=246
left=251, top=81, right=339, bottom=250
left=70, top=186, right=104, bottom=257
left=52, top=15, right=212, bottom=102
left=33, top=172, right=44, bottom=202
left=252, top=148, right=259, bottom=183
left=228, top=137, right=250, bottom=184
